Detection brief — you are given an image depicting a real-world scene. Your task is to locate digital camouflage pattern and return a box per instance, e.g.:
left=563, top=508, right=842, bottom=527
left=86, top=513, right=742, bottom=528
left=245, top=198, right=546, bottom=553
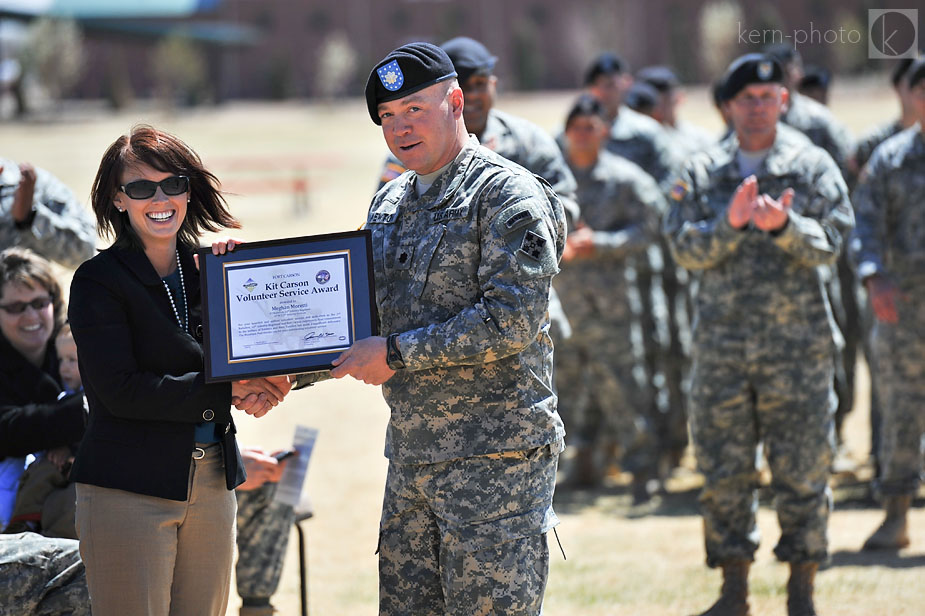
left=369, top=136, right=566, bottom=464
left=854, top=119, right=904, bottom=174
left=851, top=127, right=925, bottom=496
left=235, top=484, right=295, bottom=600
left=663, top=127, right=853, bottom=566
left=603, top=106, right=679, bottom=189
left=0, top=532, right=90, bottom=616
left=553, top=151, right=663, bottom=457
left=378, top=445, right=558, bottom=616
left=0, top=158, right=95, bottom=269
left=376, top=107, right=579, bottom=345
left=782, top=93, right=855, bottom=179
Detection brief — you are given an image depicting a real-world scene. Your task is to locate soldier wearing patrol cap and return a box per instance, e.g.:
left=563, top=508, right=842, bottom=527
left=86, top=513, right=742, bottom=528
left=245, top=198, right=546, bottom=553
left=664, top=53, right=853, bottom=616
left=333, top=42, right=566, bottom=615
left=852, top=56, right=925, bottom=553
left=635, top=65, right=714, bottom=159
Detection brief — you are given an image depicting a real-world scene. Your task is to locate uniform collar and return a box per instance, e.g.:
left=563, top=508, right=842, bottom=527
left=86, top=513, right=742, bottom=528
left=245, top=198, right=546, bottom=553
left=715, top=127, right=802, bottom=181
left=399, top=136, right=478, bottom=212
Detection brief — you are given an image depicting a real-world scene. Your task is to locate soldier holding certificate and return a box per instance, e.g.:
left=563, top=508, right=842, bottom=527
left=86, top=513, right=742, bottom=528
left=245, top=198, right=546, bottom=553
left=330, top=42, right=566, bottom=615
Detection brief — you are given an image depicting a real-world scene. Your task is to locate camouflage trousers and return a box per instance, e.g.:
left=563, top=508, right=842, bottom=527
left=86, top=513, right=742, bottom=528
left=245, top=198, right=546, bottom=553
left=872, top=319, right=925, bottom=496
left=0, top=532, right=90, bottom=616
left=378, top=445, right=560, bottom=616
left=689, top=334, right=836, bottom=567
left=235, top=483, right=295, bottom=600
left=554, top=319, right=651, bottom=452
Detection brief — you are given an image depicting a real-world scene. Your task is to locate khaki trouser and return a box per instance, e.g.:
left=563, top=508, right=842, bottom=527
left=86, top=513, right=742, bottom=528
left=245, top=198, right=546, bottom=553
left=75, top=444, right=236, bottom=616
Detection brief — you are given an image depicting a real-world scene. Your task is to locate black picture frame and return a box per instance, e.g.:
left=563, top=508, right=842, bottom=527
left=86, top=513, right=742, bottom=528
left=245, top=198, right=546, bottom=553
left=198, top=230, right=378, bottom=382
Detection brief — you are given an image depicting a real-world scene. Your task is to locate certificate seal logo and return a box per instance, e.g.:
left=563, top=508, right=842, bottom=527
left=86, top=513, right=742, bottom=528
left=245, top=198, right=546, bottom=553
left=315, top=270, right=331, bottom=285
left=243, top=278, right=258, bottom=293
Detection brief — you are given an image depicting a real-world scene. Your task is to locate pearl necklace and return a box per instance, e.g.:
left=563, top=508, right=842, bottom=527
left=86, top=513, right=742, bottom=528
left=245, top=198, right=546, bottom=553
left=162, top=251, right=188, bottom=333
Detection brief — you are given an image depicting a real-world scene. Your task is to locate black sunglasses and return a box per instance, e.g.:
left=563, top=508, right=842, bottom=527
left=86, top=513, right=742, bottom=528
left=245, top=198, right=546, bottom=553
left=119, top=175, right=189, bottom=200
left=0, top=296, right=53, bottom=315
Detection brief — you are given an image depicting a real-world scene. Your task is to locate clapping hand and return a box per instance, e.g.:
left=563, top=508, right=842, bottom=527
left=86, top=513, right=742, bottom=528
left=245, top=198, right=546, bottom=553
left=752, top=188, right=793, bottom=232
left=728, top=176, right=793, bottom=232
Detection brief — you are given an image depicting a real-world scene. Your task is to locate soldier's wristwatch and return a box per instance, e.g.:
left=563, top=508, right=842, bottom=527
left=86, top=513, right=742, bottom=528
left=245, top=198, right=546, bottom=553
left=386, top=333, right=405, bottom=370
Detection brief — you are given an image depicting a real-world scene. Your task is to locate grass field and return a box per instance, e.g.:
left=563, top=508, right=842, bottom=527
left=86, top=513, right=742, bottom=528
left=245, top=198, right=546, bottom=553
left=3, top=80, right=923, bottom=615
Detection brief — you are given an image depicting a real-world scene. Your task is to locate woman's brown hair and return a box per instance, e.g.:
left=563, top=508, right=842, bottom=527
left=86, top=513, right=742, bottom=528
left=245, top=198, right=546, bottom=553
left=91, top=124, right=240, bottom=250
left=0, top=247, right=66, bottom=336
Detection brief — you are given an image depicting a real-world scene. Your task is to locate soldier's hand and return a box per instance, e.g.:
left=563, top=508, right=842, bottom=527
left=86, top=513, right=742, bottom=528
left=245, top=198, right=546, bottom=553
left=330, top=336, right=395, bottom=385
left=563, top=226, right=595, bottom=261
left=753, top=188, right=793, bottom=232
left=727, top=175, right=758, bottom=229
left=866, top=275, right=900, bottom=324
left=11, top=162, right=36, bottom=223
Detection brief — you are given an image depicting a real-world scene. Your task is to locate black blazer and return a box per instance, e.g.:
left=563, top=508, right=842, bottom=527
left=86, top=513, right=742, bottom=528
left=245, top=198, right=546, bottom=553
left=0, top=336, right=86, bottom=460
left=67, top=243, right=245, bottom=501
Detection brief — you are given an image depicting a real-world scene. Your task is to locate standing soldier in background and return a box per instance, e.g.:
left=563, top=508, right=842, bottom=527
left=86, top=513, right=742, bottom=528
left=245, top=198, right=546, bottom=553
left=1, top=158, right=95, bottom=268
left=850, top=56, right=918, bottom=477
left=851, top=57, right=925, bottom=552
left=555, top=93, right=665, bottom=496
left=335, top=42, right=566, bottom=615
left=664, top=54, right=852, bottom=616
left=580, top=52, right=687, bottom=481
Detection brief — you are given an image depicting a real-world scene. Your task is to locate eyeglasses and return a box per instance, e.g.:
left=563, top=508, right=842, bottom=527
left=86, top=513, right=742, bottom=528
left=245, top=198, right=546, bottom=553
left=0, top=296, right=53, bottom=314
left=120, top=175, right=189, bottom=200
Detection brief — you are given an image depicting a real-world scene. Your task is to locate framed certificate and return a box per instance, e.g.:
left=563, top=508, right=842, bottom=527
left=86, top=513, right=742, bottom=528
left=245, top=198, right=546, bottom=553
left=197, top=230, right=378, bottom=382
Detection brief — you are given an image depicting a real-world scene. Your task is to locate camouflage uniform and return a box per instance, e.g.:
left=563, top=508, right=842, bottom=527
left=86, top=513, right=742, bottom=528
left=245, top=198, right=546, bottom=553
left=0, top=158, right=95, bottom=269
left=601, top=106, right=691, bottom=470
left=0, top=532, right=90, bottom=616
left=235, top=484, right=295, bottom=601
left=368, top=137, right=565, bottom=615
left=851, top=127, right=925, bottom=497
left=377, top=107, right=578, bottom=347
left=663, top=127, right=853, bottom=566
left=665, top=121, right=715, bottom=163
left=553, top=151, right=663, bottom=468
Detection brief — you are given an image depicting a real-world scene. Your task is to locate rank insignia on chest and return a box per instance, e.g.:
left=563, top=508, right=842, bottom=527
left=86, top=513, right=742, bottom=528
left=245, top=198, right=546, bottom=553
left=396, top=244, right=415, bottom=269
left=670, top=180, right=689, bottom=201
left=518, top=230, right=547, bottom=260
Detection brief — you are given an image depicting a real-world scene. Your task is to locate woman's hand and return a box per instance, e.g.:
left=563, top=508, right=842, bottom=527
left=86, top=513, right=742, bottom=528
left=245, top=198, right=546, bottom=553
left=194, top=238, right=244, bottom=270
left=232, top=376, right=293, bottom=418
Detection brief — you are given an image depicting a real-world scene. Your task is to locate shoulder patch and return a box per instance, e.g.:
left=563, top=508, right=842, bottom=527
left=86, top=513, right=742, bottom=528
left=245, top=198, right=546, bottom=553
left=518, top=230, right=547, bottom=261
left=496, top=204, right=538, bottom=233
left=670, top=180, right=689, bottom=201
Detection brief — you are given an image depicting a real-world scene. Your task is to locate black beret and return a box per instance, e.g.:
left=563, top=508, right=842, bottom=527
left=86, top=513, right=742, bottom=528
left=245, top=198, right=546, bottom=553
left=908, top=57, right=925, bottom=89
left=441, top=36, right=497, bottom=83
left=892, top=57, right=916, bottom=86
left=636, top=65, right=680, bottom=92
left=365, top=42, right=458, bottom=125
left=584, top=52, right=627, bottom=85
left=564, top=93, right=607, bottom=128
left=798, top=65, right=831, bottom=90
left=625, top=81, right=660, bottom=112
left=712, top=77, right=728, bottom=107
left=762, top=43, right=801, bottom=67
left=721, top=53, right=784, bottom=101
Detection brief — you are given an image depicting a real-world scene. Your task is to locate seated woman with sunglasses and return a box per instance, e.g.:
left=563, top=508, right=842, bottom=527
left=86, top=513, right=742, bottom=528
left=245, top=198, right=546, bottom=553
left=0, top=247, right=88, bottom=531
left=67, top=125, right=292, bottom=616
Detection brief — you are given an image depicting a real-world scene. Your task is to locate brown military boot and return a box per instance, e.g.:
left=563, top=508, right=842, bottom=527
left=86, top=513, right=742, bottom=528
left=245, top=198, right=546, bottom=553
left=786, top=562, right=818, bottom=616
left=862, top=494, right=912, bottom=550
left=691, top=561, right=751, bottom=616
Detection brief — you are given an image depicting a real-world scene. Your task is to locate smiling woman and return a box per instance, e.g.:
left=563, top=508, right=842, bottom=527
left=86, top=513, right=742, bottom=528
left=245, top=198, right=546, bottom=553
left=66, top=125, right=294, bottom=616
left=0, top=247, right=86, bottom=529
